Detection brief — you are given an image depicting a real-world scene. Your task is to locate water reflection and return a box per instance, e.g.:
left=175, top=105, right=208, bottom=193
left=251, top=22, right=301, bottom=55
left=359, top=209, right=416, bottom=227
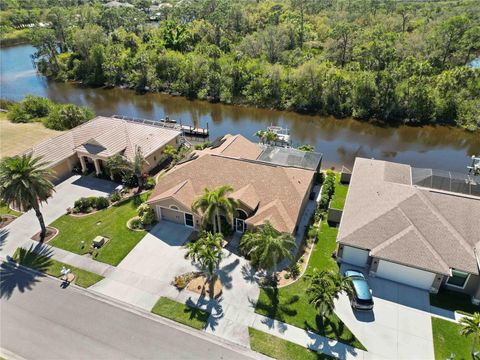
left=1, top=45, right=479, bottom=171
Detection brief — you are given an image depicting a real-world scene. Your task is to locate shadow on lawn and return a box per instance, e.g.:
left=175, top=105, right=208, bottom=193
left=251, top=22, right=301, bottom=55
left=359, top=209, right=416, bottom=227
left=304, top=315, right=357, bottom=348
left=0, top=243, right=53, bottom=299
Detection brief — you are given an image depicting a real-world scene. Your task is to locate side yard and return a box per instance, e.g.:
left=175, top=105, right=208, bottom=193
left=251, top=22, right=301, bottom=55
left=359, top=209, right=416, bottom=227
left=329, top=173, right=348, bottom=210
left=255, top=220, right=365, bottom=350
left=49, top=193, right=150, bottom=266
left=13, top=246, right=103, bottom=288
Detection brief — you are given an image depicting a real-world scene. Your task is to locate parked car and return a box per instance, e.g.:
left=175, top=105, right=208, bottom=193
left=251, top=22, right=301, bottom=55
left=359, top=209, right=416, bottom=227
left=344, top=270, right=374, bottom=310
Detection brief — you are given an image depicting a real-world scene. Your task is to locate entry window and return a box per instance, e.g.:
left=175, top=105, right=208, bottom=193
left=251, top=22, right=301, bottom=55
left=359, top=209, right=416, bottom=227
left=447, top=270, right=469, bottom=288
left=184, top=213, right=194, bottom=227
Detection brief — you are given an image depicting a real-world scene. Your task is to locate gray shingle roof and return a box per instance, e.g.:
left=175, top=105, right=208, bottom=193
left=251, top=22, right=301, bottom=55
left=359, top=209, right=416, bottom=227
left=338, top=158, right=480, bottom=275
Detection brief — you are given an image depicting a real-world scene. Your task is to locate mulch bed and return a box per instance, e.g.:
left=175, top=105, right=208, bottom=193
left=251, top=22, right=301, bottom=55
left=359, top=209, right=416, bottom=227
left=0, top=214, right=17, bottom=229
left=187, top=275, right=223, bottom=299
left=31, top=226, right=58, bottom=243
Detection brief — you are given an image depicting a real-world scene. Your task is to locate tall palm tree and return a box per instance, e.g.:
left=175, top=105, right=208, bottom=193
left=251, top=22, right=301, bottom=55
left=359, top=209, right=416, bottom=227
left=185, top=231, right=223, bottom=297
left=306, top=270, right=354, bottom=320
left=0, top=154, right=55, bottom=242
left=240, top=221, right=296, bottom=282
left=460, top=312, right=480, bottom=358
left=191, top=185, right=237, bottom=234
left=106, top=153, right=131, bottom=180
left=132, top=146, right=149, bottom=189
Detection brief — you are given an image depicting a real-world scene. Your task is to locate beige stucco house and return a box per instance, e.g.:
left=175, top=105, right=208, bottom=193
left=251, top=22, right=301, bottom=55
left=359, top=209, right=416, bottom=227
left=25, top=116, right=181, bottom=182
left=336, top=157, right=480, bottom=303
left=147, top=134, right=322, bottom=234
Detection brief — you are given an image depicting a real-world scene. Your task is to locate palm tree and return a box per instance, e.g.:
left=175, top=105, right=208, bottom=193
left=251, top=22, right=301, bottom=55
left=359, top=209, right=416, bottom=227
left=132, top=146, right=149, bottom=189
left=265, top=130, right=278, bottom=145
left=185, top=231, right=223, bottom=298
left=255, top=130, right=267, bottom=144
left=0, top=154, right=55, bottom=242
left=106, top=154, right=131, bottom=180
left=298, top=144, right=315, bottom=152
left=460, top=312, right=480, bottom=358
left=306, top=270, right=354, bottom=320
left=191, top=185, right=237, bottom=234
left=240, top=221, right=296, bottom=282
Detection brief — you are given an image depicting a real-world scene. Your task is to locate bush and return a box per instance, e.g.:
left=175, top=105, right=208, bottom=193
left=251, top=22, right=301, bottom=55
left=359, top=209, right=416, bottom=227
left=73, top=197, right=94, bottom=212
left=0, top=99, right=15, bottom=110
left=94, top=196, right=110, bottom=210
left=307, top=225, right=319, bottom=239
left=8, top=103, right=31, bottom=123
left=319, top=171, right=336, bottom=210
left=144, top=176, right=156, bottom=190
left=174, top=275, right=187, bottom=289
left=22, top=95, right=52, bottom=118
left=121, top=171, right=138, bottom=188
left=129, top=216, right=142, bottom=229
left=109, top=191, right=122, bottom=203
left=288, top=262, right=301, bottom=279
left=44, top=104, right=94, bottom=130
left=137, top=204, right=155, bottom=225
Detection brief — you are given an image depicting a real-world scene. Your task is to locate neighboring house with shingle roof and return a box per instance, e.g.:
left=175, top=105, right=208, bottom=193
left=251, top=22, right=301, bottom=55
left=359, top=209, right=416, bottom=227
left=147, top=134, right=321, bottom=234
left=25, top=116, right=181, bottom=182
left=336, top=157, right=480, bottom=303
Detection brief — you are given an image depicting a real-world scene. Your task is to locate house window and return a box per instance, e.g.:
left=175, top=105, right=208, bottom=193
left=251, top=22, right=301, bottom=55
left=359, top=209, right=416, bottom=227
left=447, top=270, right=469, bottom=288
left=184, top=213, right=194, bottom=227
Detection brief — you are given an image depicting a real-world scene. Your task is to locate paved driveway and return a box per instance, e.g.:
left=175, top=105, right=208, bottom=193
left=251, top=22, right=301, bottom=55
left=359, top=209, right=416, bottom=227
left=1, top=175, right=117, bottom=257
left=335, top=264, right=434, bottom=360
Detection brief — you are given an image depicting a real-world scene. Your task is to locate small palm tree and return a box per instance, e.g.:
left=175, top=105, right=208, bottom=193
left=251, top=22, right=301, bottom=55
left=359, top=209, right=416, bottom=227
left=185, top=231, right=223, bottom=298
left=0, top=154, right=55, bottom=242
left=460, top=312, right=480, bottom=358
left=306, top=270, right=354, bottom=320
left=255, top=130, right=267, bottom=144
left=265, top=130, right=278, bottom=145
left=106, top=154, right=131, bottom=180
left=191, top=185, right=237, bottom=234
left=240, top=221, right=296, bottom=282
left=132, top=146, right=149, bottom=188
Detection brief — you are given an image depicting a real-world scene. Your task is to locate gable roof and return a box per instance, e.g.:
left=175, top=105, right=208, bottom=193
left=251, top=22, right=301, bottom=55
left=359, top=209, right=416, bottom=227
left=25, top=116, right=180, bottom=166
left=338, top=158, right=480, bottom=275
left=148, top=136, right=315, bottom=234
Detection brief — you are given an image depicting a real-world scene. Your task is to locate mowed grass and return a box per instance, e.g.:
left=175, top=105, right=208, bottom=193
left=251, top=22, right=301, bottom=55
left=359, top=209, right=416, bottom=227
left=13, top=247, right=103, bottom=288
left=249, top=327, right=335, bottom=360
left=430, top=289, right=480, bottom=316
left=0, top=203, right=21, bottom=216
left=255, top=221, right=365, bottom=349
left=432, top=317, right=474, bottom=360
left=49, top=193, right=149, bottom=266
left=330, top=173, right=348, bottom=210
left=0, top=113, right=63, bottom=158
left=151, top=297, right=209, bottom=330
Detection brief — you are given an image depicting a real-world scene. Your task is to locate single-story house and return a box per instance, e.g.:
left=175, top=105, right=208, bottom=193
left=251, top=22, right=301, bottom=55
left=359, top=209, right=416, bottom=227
left=147, top=134, right=322, bottom=234
left=336, top=157, right=480, bottom=303
left=25, top=116, right=181, bottom=182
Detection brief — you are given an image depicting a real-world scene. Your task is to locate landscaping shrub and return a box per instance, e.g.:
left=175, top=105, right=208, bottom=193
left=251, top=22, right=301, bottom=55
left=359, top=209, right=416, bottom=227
left=137, top=203, right=155, bottom=226
left=121, top=171, right=138, bottom=187
left=44, top=103, right=94, bottom=130
left=109, top=191, right=122, bottom=203
left=144, top=176, right=156, bottom=190
left=74, top=197, right=94, bottom=213
left=94, top=196, right=110, bottom=210
left=129, top=216, right=142, bottom=229
left=0, top=99, right=15, bottom=110
left=288, top=262, right=301, bottom=279
left=319, top=170, right=336, bottom=210
left=7, top=96, right=53, bottom=123
left=307, top=225, right=319, bottom=239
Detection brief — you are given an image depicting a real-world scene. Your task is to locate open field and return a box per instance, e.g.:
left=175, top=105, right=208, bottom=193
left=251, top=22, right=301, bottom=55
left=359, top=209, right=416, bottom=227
left=0, top=115, right=63, bottom=158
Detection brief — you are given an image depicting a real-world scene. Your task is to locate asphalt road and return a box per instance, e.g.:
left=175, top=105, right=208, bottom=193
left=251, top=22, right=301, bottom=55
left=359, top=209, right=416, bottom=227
left=0, top=263, right=265, bottom=360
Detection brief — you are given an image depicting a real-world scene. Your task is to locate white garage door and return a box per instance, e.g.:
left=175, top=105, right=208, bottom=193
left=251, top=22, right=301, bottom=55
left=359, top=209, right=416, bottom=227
left=376, top=260, right=436, bottom=290
left=342, top=246, right=369, bottom=267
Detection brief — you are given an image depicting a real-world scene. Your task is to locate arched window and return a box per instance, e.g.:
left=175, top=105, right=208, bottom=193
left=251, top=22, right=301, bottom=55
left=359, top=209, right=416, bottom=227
left=170, top=205, right=179, bottom=211
left=236, top=209, right=248, bottom=220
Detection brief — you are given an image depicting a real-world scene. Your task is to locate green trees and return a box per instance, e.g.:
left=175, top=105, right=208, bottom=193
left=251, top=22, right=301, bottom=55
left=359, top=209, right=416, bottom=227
left=185, top=231, right=224, bottom=297
left=306, top=271, right=354, bottom=320
left=44, top=104, right=94, bottom=130
left=459, top=312, right=480, bottom=358
left=240, top=221, right=296, bottom=282
left=192, top=185, right=237, bottom=234
left=0, top=154, right=55, bottom=242
left=24, top=0, right=480, bottom=130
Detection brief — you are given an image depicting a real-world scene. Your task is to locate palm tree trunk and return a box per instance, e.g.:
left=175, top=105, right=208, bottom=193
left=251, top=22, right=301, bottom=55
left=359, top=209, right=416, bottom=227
left=33, top=204, right=47, bottom=243
left=472, top=334, right=477, bottom=358
left=216, top=209, right=222, bottom=234
left=209, top=273, right=216, bottom=299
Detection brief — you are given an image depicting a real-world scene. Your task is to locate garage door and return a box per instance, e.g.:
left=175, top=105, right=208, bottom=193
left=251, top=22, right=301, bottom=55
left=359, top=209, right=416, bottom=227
left=160, top=207, right=184, bottom=225
left=342, top=246, right=369, bottom=267
left=376, top=260, right=436, bottom=290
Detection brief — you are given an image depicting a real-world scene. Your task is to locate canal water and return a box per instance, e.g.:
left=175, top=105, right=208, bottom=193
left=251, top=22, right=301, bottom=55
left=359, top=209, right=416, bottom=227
left=1, top=44, right=479, bottom=171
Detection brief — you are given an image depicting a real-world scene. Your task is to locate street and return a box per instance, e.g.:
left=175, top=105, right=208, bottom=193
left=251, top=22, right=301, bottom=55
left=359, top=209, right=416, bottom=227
left=0, top=263, right=265, bottom=360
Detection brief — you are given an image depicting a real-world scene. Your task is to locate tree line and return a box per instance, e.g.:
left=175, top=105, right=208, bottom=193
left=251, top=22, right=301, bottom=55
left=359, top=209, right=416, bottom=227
left=4, top=0, right=479, bottom=130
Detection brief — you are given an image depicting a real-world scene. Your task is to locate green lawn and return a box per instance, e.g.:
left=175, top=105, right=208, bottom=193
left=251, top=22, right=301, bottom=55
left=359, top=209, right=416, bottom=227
left=255, top=221, right=365, bottom=350
left=249, top=327, right=335, bottom=360
left=430, top=289, right=480, bottom=316
left=329, top=174, right=348, bottom=210
left=13, top=247, right=104, bottom=288
left=151, top=297, right=209, bottom=330
left=432, top=317, right=474, bottom=360
left=49, top=193, right=150, bottom=266
left=0, top=203, right=21, bottom=216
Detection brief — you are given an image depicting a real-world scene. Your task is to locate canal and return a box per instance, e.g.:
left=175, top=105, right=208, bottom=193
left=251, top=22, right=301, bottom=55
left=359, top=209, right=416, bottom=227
left=1, top=44, right=478, bottom=171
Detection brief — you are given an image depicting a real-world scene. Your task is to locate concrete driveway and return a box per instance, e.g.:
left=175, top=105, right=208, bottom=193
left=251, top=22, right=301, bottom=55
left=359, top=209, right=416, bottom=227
left=334, top=264, right=434, bottom=360
left=0, top=175, right=117, bottom=257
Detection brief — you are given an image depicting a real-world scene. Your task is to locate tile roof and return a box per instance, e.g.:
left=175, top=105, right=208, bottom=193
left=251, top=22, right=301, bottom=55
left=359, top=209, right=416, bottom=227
left=25, top=116, right=180, bottom=166
left=148, top=135, right=315, bottom=234
left=338, top=158, right=480, bottom=275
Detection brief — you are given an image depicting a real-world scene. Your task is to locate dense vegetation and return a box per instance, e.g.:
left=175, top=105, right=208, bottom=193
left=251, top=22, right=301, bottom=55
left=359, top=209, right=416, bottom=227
left=2, top=0, right=480, bottom=130
left=4, top=95, right=94, bottom=130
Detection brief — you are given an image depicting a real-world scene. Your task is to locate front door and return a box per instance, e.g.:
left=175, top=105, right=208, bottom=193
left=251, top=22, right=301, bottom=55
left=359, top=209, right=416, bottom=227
left=235, top=218, right=245, bottom=233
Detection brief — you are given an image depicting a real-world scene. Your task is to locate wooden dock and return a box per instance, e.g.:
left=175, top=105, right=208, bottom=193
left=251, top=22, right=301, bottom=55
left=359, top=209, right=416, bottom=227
left=180, top=124, right=209, bottom=137
left=113, top=115, right=209, bottom=137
